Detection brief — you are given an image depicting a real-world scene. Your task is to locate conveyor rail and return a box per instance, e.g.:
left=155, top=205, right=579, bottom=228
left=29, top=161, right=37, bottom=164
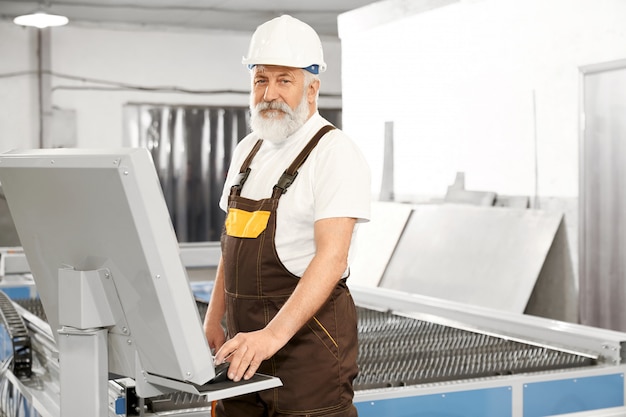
left=0, top=291, right=32, bottom=378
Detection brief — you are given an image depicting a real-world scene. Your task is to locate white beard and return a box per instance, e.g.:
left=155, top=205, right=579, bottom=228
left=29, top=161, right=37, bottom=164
left=249, top=91, right=310, bottom=144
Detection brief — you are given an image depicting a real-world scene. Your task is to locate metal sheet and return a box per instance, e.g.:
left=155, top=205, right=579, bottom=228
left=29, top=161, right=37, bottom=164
left=523, top=374, right=624, bottom=417
left=356, top=387, right=512, bottom=417
left=380, top=204, right=563, bottom=314
left=350, top=202, right=412, bottom=287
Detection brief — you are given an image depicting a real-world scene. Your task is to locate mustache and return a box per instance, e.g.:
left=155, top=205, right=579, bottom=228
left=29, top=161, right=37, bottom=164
left=254, top=101, right=294, bottom=116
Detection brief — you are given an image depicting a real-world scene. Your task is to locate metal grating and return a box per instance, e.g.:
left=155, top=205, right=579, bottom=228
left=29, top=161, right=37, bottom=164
left=355, top=308, right=595, bottom=390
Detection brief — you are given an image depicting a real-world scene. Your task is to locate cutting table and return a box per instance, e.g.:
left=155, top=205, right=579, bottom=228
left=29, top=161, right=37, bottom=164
left=1, top=280, right=625, bottom=417
left=350, top=285, right=626, bottom=417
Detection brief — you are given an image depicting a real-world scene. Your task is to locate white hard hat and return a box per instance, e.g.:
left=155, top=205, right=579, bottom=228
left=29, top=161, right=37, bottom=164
left=242, top=15, right=327, bottom=74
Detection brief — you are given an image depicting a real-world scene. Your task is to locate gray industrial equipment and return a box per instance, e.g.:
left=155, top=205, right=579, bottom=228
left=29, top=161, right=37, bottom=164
left=2, top=286, right=626, bottom=417
left=0, top=148, right=280, bottom=417
left=1, top=155, right=625, bottom=417
left=350, top=285, right=626, bottom=417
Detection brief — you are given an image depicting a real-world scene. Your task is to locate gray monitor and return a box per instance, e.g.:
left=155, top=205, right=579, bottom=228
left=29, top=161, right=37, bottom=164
left=0, top=148, right=279, bottom=400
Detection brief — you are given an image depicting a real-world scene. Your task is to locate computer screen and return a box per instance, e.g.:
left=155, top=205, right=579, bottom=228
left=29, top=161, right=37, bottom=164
left=0, top=148, right=215, bottom=386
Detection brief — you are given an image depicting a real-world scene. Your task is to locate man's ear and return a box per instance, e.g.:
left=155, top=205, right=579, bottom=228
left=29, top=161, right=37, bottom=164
left=307, top=79, right=320, bottom=104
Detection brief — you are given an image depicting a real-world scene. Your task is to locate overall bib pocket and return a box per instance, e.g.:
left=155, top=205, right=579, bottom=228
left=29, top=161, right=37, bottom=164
left=225, top=207, right=270, bottom=238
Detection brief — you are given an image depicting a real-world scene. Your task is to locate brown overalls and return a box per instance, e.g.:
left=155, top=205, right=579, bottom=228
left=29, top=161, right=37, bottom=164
left=216, top=126, right=359, bottom=417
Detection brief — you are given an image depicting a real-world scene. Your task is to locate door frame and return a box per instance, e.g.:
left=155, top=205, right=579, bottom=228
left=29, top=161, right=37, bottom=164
left=578, top=58, right=626, bottom=326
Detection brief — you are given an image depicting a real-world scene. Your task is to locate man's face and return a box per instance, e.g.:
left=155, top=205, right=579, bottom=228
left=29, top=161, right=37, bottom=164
left=251, top=65, right=307, bottom=118
left=249, top=65, right=318, bottom=143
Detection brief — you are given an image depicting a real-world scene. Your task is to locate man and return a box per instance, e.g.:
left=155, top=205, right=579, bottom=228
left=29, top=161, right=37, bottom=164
left=203, top=14, right=371, bottom=417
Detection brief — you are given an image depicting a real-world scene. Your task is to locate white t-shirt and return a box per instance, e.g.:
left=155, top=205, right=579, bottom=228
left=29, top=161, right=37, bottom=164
left=220, top=112, right=371, bottom=277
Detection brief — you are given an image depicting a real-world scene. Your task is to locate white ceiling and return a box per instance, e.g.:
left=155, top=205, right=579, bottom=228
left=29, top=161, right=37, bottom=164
left=0, top=0, right=378, bottom=37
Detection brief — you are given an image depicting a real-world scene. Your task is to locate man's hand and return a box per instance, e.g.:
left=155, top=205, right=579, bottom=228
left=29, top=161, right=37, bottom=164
left=213, top=328, right=283, bottom=382
left=204, top=322, right=226, bottom=353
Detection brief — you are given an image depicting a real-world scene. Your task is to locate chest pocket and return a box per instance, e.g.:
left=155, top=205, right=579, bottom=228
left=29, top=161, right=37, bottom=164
left=224, top=207, right=271, bottom=238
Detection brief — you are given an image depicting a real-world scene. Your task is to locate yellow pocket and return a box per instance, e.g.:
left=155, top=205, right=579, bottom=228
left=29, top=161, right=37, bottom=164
left=225, top=208, right=270, bottom=238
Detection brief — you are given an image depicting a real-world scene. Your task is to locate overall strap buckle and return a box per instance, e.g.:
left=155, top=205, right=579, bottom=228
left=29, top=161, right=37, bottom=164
left=273, top=171, right=299, bottom=195
left=231, top=139, right=264, bottom=195
left=230, top=167, right=251, bottom=195
left=271, top=125, right=335, bottom=197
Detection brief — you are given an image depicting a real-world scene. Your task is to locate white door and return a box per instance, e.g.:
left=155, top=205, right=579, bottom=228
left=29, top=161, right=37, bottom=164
left=579, top=59, right=626, bottom=331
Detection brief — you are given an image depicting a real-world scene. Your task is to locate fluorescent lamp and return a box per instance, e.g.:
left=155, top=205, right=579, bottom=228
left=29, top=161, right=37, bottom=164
left=14, top=11, right=69, bottom=28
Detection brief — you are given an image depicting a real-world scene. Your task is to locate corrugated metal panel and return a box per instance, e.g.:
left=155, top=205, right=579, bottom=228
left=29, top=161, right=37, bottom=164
left=124, top=104, right=248, bottom=242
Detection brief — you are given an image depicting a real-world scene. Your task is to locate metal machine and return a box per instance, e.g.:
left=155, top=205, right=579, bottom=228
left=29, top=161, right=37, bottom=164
left=0, top=149, right=625, bottom=416
left=350, top=285, right=626, bottom=417
left=0, top=276, right=625, bottom=417
left=0, top=149, right=280, bottom=417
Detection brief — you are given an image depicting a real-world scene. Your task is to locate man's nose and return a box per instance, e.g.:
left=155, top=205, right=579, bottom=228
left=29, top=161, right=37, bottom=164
left=263, top=82, right=280, bottom=101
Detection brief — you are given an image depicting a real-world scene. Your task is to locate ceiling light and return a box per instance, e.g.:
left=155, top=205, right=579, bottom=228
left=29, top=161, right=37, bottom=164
left=14, top=11, right=69, bottom=29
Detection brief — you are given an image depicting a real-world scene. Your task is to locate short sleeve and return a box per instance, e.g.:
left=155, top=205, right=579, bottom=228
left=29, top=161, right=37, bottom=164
left=312, top=131, right=371, bottom=223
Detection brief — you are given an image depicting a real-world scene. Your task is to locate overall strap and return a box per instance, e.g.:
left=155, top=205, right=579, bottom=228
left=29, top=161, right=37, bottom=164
left=272, top=124, right=336, bottom=198
left=230, top=139, right=264, bottom=196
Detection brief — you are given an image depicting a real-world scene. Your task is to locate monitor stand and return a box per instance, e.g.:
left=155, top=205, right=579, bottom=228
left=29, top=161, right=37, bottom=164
left=55, top=266, right=281, bottom=417
left=57, top=267, right=117, bottom=417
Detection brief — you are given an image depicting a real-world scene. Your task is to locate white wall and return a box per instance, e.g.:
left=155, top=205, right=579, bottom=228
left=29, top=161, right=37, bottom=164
left=0, top=24, right=38, bottom=150
left=339, top=0, right=626, bottom=200
left=0, top=21, right=342, bottom=151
